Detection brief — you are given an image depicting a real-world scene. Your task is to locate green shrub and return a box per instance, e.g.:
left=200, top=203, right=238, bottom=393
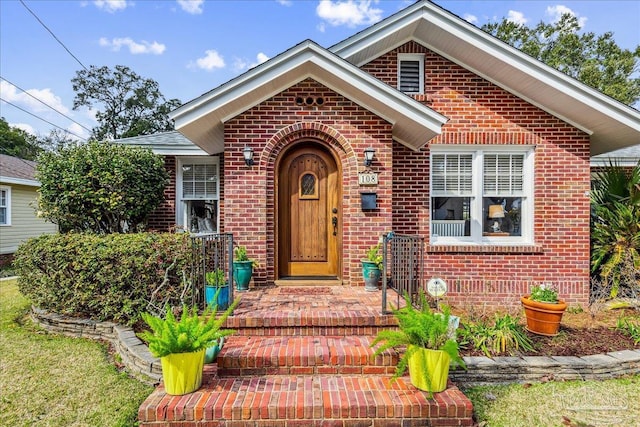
left=616, top=316, right=640, bottom=345
left=460, top=313, right=534, bottom=357
left=13, top=232, right=193, bottom=325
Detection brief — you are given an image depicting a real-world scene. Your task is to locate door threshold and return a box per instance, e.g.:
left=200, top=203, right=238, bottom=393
left=274, top=278, right=343, bottom=287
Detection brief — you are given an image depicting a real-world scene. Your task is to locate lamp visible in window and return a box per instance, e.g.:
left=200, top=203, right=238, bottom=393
left=243, top=146, right=254, bottom=166
left=363, top=147, right=375, bottom=167
left=488, top=204, right=505, bottom=232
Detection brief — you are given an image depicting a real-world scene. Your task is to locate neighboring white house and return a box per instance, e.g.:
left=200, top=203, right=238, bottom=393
left=0, top=154, right=57, bottom=266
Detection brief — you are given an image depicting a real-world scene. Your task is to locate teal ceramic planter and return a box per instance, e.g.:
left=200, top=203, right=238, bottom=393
left=233, top=261, right=253, bottom=291
left=361, top=260, right=381, bottom=291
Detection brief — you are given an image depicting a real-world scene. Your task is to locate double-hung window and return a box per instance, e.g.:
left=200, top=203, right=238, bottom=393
left=430, top=146, right=534, bottom=245
left=0, top=186, right=10, bottom=226
left=398, top=54, right=424, bottom=94
left=178, top=158, right=219, bottom=234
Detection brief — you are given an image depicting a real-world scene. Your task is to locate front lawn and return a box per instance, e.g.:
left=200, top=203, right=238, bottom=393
left=0, top=278, right=153, bottom=427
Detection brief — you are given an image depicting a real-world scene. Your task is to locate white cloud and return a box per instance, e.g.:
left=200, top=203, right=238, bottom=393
left=463, top=13, right=478, bottom=24
left=0, top=80, right=70, bottom=115
left=232, top=52, right=270, bottom=72
left=277, top=0, right=293, bottom=5
left=506, top=10, right=527, bottom=25
left=93, top=0, right=128, bottom=13
left=99, top=37, right=166, bottom=55
left=189, top=50, right=226, bottom=71
left=316, top=0, right=383, bottom=27
left=176, top=0, right=204, bottom=15
left=546, top=5, right=587, bottom=27
left=67, top=123, right=90, bottom=140
left=317, top=22, right=326, bottom=33
left=251, top=52, right=270, bottom=68
left=11, top=122, right=36, bottom=135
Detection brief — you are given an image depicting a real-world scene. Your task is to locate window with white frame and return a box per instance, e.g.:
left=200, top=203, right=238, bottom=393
left=0, top=186, right=10, bottom=226
left=177, top=158, right=219, bottom=234
left=430, top=147, right=534, bottom=245
left=398, top=54, right=424, bottom=94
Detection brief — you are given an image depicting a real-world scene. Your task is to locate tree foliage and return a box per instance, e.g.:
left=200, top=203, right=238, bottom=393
left=71, top=65, right=181, bottom=140
left=0, top=117, right=42, bottom=160
left=483, top=14, right=640, bottom=106
left=591, top=161, right=640, bottom=298
left=36, top=141, right=168, bottom=233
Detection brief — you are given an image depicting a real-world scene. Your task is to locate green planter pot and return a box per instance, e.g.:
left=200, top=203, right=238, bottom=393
left=233, top=261, right=253, bottom=291
left=160, top=349, right=205, bottom=395
left=407, top=345, right=451, bottom=393
left=361, top=260, right=381, bottom=291
left=204, top=337, right=225, bottom=364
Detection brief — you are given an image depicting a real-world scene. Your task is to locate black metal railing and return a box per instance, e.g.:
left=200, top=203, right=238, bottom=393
left=381, top=232, right=425, bottom=313
left=191, top=233, right=234, bottom=310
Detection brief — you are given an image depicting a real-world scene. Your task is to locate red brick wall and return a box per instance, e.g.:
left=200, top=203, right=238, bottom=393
left=147, top=156, right=177, bottom=232
left=363, top=41, right=591, bottom=307
left=224, top=79, right=393, bottom=286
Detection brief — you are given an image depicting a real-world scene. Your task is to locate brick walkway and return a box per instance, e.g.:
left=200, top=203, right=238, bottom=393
left=138, top=286, right=474, bottom=426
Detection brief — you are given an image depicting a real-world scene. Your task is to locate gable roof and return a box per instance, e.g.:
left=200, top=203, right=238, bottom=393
left=114, top=131, right=208, bottom=156
left=0, top=154, right=39, bottom=186
left=331, top=0, right=640, bottom=155
left=591, top=144, right=640, bottom=167
left=170, top=40, right=448, bottom=154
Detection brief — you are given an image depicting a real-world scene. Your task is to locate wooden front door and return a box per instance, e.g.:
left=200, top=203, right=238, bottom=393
left=277, top=144, right=341, bottom=278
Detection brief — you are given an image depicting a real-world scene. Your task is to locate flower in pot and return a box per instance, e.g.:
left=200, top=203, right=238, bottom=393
left=371, top=291, right=466, bottom=395
left=233, top=245, right=258, bottom=292
left=205, top=269, right=229, bottom=310
left=362, top=243, right=383, bottom=291
left=521, top=284, right=567, bottom=336
left=139, top=300, right=238, bottom=395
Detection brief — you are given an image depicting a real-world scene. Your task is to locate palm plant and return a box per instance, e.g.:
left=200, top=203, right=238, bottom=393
left=591, top=161, right=640, bottom=298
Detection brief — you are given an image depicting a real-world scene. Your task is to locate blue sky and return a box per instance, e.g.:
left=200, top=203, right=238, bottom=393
left=1, top=0, right=639, bottom=141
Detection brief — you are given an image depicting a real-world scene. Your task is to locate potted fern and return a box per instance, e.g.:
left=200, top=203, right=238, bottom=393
left=205, top=268, right=229, bottom=309
left=361, top=243, right=383, bottom=291
left=232, top=245, right=258, bottom=292
left=372, top=291, right=466, bottom=394
left=139, top=300, right=239, bottom=395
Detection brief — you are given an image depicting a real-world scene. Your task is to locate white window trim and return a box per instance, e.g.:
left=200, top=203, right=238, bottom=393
left=430, top=145, right=535, bottom=246
left=176, top=157, right=220, bottom=232
left=0, top=186, right=11, bottom=226
left=397, top=53, right=425, bottom=94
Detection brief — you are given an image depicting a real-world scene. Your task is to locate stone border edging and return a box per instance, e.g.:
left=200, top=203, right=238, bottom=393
left=30, top=307, right=640, bottom=387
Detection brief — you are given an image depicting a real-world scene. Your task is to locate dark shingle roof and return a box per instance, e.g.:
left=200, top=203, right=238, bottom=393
left=0, top=154, right=37, bottom=181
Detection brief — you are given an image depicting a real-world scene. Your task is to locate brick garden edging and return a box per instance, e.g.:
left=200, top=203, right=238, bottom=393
left=30, top=307, right=640, bottom=387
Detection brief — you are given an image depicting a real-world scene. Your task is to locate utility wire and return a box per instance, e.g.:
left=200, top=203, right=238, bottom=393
left=0, top=97, right=87, bottom=141
left=19, top=0, right=88, bottom=71
left=0, top=76, right=93, bottom=133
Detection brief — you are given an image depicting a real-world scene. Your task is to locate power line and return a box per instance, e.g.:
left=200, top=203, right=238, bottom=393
left=19, top=0, right=88, bottom=71
left=0, top=76, right=93, bottom=133
left=0, top=97, right=87, bottom=141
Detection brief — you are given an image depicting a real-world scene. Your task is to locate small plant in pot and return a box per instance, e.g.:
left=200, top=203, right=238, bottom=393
left=139, top=300, right=238, bottom=395
left=521, top=284, right=567, bottom=336
left=233, top=245, right=258, bottom=292
left=362, top=243, right=383, bottom=291
left=371, top=291, right=466, bottom=395
left=205, top=268, right=229, bottom=310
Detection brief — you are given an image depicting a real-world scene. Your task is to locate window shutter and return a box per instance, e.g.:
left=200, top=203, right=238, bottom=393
left=483, top=154, right=524, bottom=195
left=399, top=60, right=421, bottom=93
left=432, top=154, right=473, bottom=195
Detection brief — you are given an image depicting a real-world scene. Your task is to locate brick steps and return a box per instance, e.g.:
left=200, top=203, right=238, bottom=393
left=138, top=287, right=474, bottom=426
left=139, top=366, right=473, bottom=426
left=217, top=336, right=399, bottom=377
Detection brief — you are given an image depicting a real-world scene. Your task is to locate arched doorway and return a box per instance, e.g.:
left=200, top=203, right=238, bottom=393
left=276, top=142, right=342, bottom=279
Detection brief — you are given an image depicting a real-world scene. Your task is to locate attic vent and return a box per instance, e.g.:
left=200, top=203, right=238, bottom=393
left=398, top=54, right=424, bottom=94
left=294, top=96, right=325, bottom=106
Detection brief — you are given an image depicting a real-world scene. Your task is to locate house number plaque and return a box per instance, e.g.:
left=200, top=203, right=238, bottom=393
left=358, top=172, right=378, bottom=186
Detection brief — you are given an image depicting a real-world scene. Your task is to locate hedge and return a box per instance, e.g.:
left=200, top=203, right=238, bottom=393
left=13, top=233, right=195, bottom=325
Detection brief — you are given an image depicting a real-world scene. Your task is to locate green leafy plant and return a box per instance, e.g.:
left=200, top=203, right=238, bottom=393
left=139, top=300, right=238, bottom=358
left=459, top=313, right=535, bottom=357
left=365, top=243, right=383, bottom=270
left=616, top=316, right=640, bottom=345
left=233, top=245, right=259, bottom=267
left=371, top=291, right=466, bottom=380
left=529, top=284, right=559, bottom=303
left=205, top=269, right=226, bottom=287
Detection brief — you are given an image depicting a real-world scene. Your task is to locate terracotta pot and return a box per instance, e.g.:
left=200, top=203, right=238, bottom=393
left=521, top=295, right=567, bottom=336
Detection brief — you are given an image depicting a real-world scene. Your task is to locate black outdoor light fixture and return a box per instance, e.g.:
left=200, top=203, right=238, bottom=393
left=363, top=147, right=375, bottom=167
left=243, top=146, right=254, bottom=166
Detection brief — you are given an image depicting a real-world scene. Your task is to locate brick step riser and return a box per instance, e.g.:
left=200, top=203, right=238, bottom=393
left=218, top=365, right=398, bottom=377
left=227, top=326, right=396, bottom=337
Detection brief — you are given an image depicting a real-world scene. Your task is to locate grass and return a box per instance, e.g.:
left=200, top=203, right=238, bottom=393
left=0, top=278, right=153, bottom=427
left=465, top=375, right=640, bottom=427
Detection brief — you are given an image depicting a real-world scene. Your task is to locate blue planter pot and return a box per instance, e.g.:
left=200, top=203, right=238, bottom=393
left=204, top=337, right=225, bottom=364
left=205, top=284, right=229, bottom=310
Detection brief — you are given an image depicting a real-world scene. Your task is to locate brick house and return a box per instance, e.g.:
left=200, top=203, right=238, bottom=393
left=119, top=1, right=640, bottom=308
